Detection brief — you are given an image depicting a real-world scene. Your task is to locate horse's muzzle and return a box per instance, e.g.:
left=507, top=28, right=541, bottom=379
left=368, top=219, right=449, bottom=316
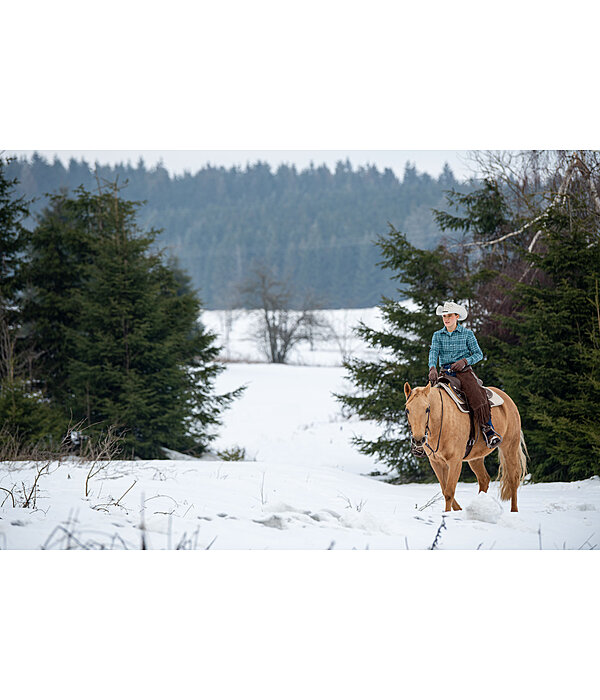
left=410, top=437, right=427, bottom=458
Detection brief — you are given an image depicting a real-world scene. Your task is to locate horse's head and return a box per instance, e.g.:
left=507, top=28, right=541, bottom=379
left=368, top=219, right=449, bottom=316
left=404, top=382, right=431, bottom=458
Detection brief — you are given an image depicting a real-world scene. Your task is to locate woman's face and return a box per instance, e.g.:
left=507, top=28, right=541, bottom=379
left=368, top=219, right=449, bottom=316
left=442, top=313, right=459, bottom=330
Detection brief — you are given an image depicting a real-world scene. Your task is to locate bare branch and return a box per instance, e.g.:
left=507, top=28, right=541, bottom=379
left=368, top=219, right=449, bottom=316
left=461, top=156, right=578, bottom=249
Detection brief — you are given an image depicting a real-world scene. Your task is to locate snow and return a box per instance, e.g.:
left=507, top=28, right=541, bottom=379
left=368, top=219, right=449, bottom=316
left=465, top=492, right=504, bottom=523
left=1, top=308, right=599, bottom=550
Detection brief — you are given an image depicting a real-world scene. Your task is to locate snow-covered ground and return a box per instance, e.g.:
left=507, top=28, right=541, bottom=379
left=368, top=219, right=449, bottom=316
left=1, top=309, right=598, bottom=549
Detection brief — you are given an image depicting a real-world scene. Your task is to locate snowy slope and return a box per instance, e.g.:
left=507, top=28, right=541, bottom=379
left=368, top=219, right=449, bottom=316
left=1, top=359, right=598, bottom=550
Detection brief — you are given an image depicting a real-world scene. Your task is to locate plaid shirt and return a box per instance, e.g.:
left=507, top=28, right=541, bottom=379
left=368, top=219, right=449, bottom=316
left=428, top=322, right=484, bottom=368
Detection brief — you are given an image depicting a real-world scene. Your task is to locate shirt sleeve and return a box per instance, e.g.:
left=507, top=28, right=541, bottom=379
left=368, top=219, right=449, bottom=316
left=465, top=330, right=484, bottom=366
left=428, top=332, right=440, bottom=368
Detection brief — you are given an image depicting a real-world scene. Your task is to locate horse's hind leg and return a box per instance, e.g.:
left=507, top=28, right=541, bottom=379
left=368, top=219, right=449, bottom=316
left=468, top=457, right=491, bottom=493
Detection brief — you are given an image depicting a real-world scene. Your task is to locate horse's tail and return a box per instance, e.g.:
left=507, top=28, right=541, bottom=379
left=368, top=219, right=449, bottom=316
left=498, top=430, right=529, bottom=501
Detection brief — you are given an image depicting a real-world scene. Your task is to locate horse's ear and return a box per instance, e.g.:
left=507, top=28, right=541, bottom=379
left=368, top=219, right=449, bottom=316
left=404, top=382, right=411, bottom=399
left=424, top=383, right=431, bottom=396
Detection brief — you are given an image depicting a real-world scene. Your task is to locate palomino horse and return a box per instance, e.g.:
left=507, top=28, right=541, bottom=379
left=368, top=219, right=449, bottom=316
left=403, top=382, right=528, bottom=512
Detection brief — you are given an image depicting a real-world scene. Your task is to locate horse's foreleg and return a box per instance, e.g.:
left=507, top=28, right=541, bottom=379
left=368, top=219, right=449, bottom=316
left=443, top=459, right=462, bottom=511
left=468, top=457, right=491, bottom=494
left=428, top=457, right=449, bottom=496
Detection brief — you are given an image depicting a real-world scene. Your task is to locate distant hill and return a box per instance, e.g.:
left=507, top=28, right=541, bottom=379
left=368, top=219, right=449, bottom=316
left=7, top=154, right=470, bottom=308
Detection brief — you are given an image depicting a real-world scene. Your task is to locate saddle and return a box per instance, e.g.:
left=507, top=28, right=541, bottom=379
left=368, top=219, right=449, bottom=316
left=435, top=372, right=504, bottom=459
left=435, top=374, right=504, bottom=414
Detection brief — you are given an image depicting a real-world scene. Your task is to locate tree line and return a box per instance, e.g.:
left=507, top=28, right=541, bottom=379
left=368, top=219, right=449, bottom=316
left=6, top=154, right=466, bottom=309
left=0, top=157, right=240, bottom=459
left=338, top=151, right=600, bottom=484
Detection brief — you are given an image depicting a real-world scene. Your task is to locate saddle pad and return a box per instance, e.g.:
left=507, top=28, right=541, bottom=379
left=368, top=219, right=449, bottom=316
left=436, top=382, right=505, bottom=414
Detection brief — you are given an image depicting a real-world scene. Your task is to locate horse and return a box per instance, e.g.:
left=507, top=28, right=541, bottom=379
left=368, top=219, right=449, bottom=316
left=403, top=382, right=528, bottom=512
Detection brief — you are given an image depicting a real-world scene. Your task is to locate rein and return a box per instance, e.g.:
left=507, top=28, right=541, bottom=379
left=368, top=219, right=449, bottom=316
left=423, top=388, right=444, bottom=456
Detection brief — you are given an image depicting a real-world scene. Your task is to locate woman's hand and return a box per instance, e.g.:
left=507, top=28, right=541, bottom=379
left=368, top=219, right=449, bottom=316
left=428, top=366, right=439, bottom=385
left=450, top=358, right=468, bottom=372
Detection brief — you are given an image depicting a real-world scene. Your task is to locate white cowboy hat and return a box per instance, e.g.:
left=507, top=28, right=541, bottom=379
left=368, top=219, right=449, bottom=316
left=435, top=301, right=468, bottom=321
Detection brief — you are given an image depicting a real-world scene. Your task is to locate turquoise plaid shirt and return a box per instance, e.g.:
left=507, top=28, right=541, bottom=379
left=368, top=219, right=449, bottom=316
left=428, top=322, right=484, bottom=368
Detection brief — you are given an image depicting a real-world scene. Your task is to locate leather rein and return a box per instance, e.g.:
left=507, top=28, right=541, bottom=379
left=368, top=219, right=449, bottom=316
left=424, top=387, right=444, bottom=455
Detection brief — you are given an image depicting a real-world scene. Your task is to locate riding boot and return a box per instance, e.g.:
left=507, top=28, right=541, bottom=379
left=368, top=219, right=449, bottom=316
left=481, top=419, right=502, bottom=448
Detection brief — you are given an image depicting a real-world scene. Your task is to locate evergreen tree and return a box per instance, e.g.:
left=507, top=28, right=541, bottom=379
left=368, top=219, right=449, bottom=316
left=0, top=156, right=30, bottom=309
left=0, top=156, right=65, bottom=451
left=494, top=201, right=600, bottom=481
left=20, top=189, right=97, bottom=403
left=23, top=184, right=240, bottom=458
left=336, top=182, right=516, bottom=481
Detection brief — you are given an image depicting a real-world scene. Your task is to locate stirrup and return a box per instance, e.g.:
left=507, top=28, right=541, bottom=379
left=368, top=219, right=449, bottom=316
left=482, top=427, right=502, bottom=448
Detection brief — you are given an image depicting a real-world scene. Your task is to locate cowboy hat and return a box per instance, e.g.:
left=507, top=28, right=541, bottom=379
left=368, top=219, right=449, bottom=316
left=435, top=301, right=468, bottom=321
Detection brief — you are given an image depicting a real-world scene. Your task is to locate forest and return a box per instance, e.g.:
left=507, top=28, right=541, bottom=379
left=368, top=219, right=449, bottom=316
left=6, top=154, right=465, bottom=308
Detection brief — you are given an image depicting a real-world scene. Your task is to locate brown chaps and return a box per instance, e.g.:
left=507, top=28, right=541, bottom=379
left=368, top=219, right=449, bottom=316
left=455, top=367, right=491, bottom=426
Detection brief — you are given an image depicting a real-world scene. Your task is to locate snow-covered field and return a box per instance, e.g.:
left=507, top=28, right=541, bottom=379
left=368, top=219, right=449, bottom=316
left=201, top=306, right=386, bottom=365
left=1, top=309, right=598, bottom=550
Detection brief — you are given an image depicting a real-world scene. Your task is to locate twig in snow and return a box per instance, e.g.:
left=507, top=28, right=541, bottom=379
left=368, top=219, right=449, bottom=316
left=139, top=493, right=147, bottom=550
left=260, top=472, right=267, bottom=506
left=538, top=525, right=543, bottom=550
left=175, top=527, right=202, bottom=550
left=145, top=494, right=179, bottom=506
left=84, top=425, right=123, bottom=497
left=41, top=524, right=90, bottom=550
left=337, top=491, right=367, bottom=512
left=418, top=493, right=444, bottom=511
left=0, top=486, right=15, bottom=507
left=114, top=480, right=136, bottom=508
left=578, top=533, right=596, bottom=550
left=21, top=461, right=51, bottom=508
left=429, top=516, right=447, bottom=550
left=109, top=532, right=130, bottom=550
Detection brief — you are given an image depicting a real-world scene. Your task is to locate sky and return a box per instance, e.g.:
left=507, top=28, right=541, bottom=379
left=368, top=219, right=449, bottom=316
left=7, top=150, right=473, bottom=180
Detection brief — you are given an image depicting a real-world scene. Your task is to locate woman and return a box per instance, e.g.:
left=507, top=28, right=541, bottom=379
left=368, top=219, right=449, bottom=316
left=428, top=301, right=502, bottom=448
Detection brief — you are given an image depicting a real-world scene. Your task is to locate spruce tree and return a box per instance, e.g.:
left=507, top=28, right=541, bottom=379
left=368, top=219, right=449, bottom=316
left=494, top=201, right=600, bottom=481
left=0, top=156, right=65, bottom=451
left=336, top=182, right=516, bottom=481
left=0, top=156, right=30, bottom=311
left=20, top=189, right=97, bottom=403
left=23, top=184, right=240, bottom=458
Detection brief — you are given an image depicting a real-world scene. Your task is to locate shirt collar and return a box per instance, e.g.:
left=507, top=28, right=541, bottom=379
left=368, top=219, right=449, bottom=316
left=441, top=322, right=464, bottom=336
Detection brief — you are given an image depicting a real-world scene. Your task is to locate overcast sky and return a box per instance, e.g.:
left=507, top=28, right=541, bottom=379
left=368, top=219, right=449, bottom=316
left=7, top=150, right=473, bottom=181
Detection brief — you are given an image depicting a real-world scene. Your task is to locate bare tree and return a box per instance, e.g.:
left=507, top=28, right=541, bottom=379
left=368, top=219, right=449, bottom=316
left=237, top=265, right=329, bottom=364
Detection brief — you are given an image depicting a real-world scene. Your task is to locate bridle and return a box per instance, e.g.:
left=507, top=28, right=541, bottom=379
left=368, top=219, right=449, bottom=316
left=405, top=387, right=444, bottom=458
